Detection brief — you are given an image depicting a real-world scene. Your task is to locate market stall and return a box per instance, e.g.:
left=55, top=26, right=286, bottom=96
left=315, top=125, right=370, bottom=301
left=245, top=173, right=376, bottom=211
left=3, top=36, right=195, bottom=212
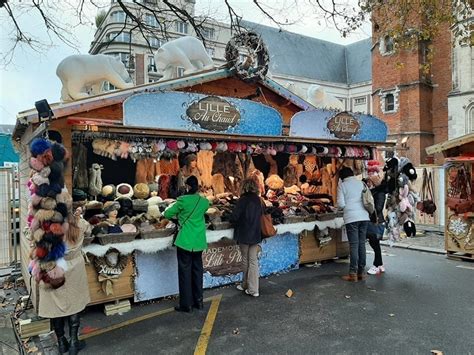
left=426, top=133, right=474, bottom=260
left=14, top=66, right=390, bottom=306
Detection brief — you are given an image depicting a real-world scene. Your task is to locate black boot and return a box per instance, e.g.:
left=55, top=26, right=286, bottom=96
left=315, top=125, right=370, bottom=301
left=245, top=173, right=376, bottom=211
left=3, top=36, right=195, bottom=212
left=192, top=298, right=204, bottom=310
left=51, top=317, right=69, bottom=354
left=68, top=313, right=86, bottom=355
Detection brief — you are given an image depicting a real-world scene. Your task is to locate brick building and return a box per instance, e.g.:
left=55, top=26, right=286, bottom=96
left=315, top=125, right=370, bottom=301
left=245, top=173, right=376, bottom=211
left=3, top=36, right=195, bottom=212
left=371, top=23, right=452, bottom=165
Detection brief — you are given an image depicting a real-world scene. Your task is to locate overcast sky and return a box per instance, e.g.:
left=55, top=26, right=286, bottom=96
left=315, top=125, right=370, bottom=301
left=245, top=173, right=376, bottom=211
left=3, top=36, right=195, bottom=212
left=0, top=0, right=370, bottom=126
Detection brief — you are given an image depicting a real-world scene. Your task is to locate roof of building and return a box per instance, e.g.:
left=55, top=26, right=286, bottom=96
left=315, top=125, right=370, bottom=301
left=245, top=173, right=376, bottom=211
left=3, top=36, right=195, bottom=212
left=242, top=21, right=372, bottom=85
left=0, top=133, right=19, bottom=164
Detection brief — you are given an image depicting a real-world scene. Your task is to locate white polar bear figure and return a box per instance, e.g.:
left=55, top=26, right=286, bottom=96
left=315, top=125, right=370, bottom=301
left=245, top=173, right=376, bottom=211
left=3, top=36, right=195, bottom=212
left=284, top=82, right=306, bottom=99
left=154, top=36, right=214, bottom=81
left=306, top=85, right=345, bottom=110
left=56, top=54, right=133, bottom=102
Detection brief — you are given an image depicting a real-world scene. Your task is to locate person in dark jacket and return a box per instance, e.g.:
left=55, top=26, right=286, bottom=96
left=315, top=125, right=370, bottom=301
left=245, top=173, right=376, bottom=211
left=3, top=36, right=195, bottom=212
left=164, top=176, right=209, bottom=312
left=231, top=178, right=263, bottom=297
left=365, top=179, right=386, bottom=275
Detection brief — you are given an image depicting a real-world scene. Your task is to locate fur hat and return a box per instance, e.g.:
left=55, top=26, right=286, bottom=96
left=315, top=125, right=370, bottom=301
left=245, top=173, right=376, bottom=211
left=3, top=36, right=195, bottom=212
left=199, top=142, right=212, bottom=150
left=30, top=194, right=43, bottom=207
left=49, top=161, right=65, bottom=186
left=186, top=142, right=198, bottom=152
left=265, top=174, right=284, bottom=190
left=30, top=138, right=52, bottom=157
left=72, top=189, right=87, bottom=202
left=121, top=224, right=137, bottom=233
left=134, top=183, right=150, bottom=199
left=85, top=200, right=104, bottom=211
left=132, top=199, right=149, bottom=212
left=284, top=185, right=301, bottom=195
left=166, top=140, right=178, bottom=151
left=31, top=172, right=49, bottom=186
left=148, top=183, right=158, bottom=196
left=146, top=204, right=161, bottom=219
left=216, top=142, right=228, bottom=152
left=177, top=140, right=186, bottom=149
left=103, top=201, right=120, bottom=215
left=147, top=196, right=163, bottom=206
left=55, top=202, right=69, bottom=218
left=40, top=197, right=57, bottom=210
left=403, top=219, right=416, bottom=237
left=33, top=229, right=45, bottom=242
left=116, top=183, right=134, bottom=199
left=101, top=185, right=116, bottom=199
left=50, top=223, right=64, bottom=236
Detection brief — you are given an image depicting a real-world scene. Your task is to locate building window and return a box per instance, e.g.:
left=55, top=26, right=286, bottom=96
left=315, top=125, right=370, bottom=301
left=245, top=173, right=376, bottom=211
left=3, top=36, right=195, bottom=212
left=111, top=11, right=126, bottom=23
left=384, top=35, right=394, bottom=53
left=108, top=32, right=131, bottom=43
left=175, top=21, right=188, bottom=34
left=148, top=37, right=162, bottom=48
left=202, top=27, right=215, bottom=39
left=468, top=105, right=474, bottom=133
left=385, top=94, right=395, bottom=111
left=103, top=81, right=117, bottom=91
left=107, top=52, right=132, bottom=68
left=380, top=89, right=399, bottom=114
left=145, top=14, right=159, bottom=27
left=354, top=97, right=366, bottom=105
left=177, top=67, right=185, bottom=77
left=205, top=47, right=215, bottom=57
left=148, top=56, right=156, bottom=72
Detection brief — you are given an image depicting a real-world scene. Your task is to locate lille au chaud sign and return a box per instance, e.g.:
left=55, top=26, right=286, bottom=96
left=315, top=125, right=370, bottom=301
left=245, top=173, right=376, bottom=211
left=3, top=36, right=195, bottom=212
left=327, top=112, right=361, bottom=139
left=186, top=96, right=241, bottom=131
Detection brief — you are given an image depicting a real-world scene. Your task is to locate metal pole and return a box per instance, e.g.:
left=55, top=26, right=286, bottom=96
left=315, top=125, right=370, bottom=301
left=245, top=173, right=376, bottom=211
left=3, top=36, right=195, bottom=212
left=12, top=167, right=18, bottom=269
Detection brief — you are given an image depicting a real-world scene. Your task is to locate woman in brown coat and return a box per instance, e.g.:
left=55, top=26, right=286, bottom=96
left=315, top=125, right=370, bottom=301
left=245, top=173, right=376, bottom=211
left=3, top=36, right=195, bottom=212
left=35, top=207, right=90, bottom=354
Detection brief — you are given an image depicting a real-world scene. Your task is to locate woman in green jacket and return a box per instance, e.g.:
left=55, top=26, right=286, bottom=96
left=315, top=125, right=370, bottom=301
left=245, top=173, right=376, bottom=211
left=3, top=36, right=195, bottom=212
left=164, top=176, right=209, bottom=312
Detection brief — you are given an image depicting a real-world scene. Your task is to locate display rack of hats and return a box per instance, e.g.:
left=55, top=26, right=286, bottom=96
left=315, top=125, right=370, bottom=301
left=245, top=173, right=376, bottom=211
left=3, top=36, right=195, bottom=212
left=27, top=138, right=72, bottom=289
left=71, top=133, right=377, bottom=245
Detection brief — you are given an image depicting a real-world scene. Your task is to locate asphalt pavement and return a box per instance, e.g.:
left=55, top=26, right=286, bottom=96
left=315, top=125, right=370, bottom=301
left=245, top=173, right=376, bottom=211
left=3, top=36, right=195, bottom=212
left=80, top=247, right=474, bottom=355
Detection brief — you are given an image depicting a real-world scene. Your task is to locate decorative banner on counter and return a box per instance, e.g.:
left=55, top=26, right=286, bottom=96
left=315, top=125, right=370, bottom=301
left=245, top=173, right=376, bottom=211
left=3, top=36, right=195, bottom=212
left=202, top=239, right=243, bottom=276
left=123, top=92, right=282, bottom=136
left=290, top=109, right=388, bottom=142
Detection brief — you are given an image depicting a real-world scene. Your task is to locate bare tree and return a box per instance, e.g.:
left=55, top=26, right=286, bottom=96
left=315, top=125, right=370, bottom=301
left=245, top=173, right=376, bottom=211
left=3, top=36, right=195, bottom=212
left=1, top=0, right=472, bottom=67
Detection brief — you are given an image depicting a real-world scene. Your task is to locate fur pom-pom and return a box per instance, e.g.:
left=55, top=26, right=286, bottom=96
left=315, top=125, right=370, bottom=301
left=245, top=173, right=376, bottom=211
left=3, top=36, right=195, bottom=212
left=40, top=197, right=57, bottom=210
left=51, top=143, right=66, bottom=162
left=51, top=211, right=64, bottom=223
left=55, top=203, right=68, bottom=218
left=45, top=241, right=66, bottom=261
left=48, top=161, right=64, bottom=186
left=29, top=157, right=45, bottom=172
left=35, top=209, right=55, bottom=222
left=33, top=228, right=45, bottom=242
left=31, top=173, right=49, bottom=186
left=30, top=138, right=52, bottom=157
left=49, top=223, right=64, bottom=236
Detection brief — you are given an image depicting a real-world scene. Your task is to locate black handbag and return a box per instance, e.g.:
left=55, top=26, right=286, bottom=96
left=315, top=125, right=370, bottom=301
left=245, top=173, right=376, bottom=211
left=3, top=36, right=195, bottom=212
left=171, top=196, right=202, bottom=246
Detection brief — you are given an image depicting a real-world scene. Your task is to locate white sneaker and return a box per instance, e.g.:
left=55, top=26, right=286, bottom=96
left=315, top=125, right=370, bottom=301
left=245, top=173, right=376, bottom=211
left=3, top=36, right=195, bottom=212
left=245, top=289, right=259, bottom=297
left=236, top=284, right=245, bottom=291
left=378, top=265, right=385, bottom=273
left=367, top=266, right=380, bottom=275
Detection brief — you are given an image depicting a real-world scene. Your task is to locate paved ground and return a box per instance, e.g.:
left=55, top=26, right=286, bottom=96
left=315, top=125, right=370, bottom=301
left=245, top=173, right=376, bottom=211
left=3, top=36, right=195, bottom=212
left=2, top=231, right=472, bottom=355
left=381, top=231, right=445, bottom=254
left=80, top=247, right=473, bottom=355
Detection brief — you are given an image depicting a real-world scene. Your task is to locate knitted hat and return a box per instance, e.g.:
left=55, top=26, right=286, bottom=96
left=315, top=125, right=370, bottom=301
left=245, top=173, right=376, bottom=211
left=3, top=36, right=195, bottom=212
left=116, top=183, right=134, bottom=199
left=134, top=183, right=150, bottom=199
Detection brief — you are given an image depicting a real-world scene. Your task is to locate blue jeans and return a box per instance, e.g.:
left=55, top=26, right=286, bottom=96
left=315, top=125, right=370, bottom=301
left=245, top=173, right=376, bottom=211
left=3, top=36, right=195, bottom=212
left=346, top=221, right=368, bottom=274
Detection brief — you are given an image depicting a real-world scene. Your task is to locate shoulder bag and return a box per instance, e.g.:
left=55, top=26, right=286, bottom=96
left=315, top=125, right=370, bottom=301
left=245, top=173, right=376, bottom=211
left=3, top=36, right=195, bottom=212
left=361, top=182, right=375, bottom=215
left=416, top=168, right=437, bottom=216
left=172, top=196, right=202, bottom=246
left=260, top=199, right=277, bottom=238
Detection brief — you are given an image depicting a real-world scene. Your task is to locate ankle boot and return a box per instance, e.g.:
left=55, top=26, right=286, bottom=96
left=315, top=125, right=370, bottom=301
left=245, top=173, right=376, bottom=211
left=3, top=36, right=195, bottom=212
left=341, top=273, right=358, bottom=282
left=51, top=317, right=69, bottom=354
left=193, top=298, right=204, bottom=310
left=68, top=313, right=86, bottom=355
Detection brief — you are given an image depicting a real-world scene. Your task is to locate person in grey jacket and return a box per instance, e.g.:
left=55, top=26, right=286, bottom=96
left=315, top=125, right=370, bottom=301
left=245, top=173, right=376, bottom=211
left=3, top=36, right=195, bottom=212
left=337, top=167, right=370, bottom=281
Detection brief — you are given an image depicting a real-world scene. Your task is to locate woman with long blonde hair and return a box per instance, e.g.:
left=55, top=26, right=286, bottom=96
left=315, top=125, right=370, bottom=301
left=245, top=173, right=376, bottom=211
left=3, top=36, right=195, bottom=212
left=38, top=206, right=91, bottom=354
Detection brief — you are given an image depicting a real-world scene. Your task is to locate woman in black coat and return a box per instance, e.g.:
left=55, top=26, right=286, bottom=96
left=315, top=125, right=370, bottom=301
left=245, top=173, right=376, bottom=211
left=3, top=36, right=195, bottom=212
left=231, top=178, right=263, bottom=297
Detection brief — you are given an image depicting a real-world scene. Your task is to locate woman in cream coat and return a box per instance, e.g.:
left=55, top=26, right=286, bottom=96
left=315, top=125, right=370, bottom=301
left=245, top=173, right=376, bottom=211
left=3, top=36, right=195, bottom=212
left=35, top=206, right=90, bottom=354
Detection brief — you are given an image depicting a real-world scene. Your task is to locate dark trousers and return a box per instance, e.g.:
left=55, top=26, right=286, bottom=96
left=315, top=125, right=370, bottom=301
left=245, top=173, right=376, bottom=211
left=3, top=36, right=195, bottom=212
left=367, top=233, right=383, bottom=267
left=177, top=247, right=204, bottom=308
left=346, top=221, right=368, bottom=274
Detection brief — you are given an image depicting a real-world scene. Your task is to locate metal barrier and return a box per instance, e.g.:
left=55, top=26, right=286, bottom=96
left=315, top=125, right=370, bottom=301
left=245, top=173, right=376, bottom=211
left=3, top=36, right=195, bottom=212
left=0, top=167, right=18, bottom=267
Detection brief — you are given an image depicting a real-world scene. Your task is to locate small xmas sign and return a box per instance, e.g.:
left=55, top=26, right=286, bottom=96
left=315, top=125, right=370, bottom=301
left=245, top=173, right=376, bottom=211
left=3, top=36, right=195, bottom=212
left=327, top=112, right=361, bottom=139
left=202, top=239, right=243, bottom=276
left=186, top=96, right=240, bottom=132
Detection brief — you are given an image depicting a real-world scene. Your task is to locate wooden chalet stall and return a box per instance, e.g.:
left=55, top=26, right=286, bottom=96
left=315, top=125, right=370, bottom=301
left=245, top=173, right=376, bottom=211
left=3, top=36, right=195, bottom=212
left=14, top=68, right=390, bottom=306
left=426, top=133, right=474, bottom=261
